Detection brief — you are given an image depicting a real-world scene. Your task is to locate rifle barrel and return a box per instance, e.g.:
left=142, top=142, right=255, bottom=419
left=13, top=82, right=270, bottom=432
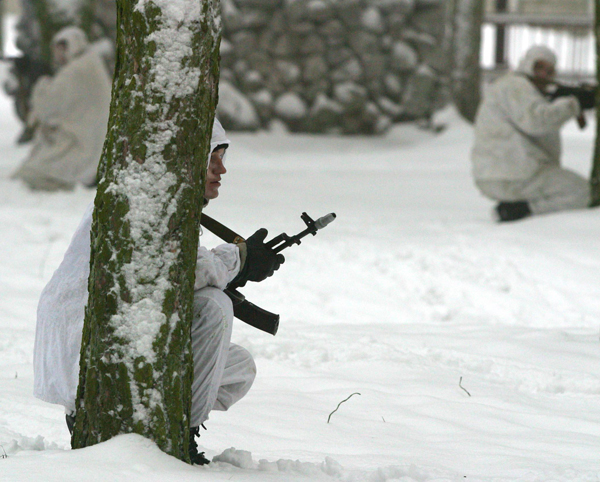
left=315, top=213, right=336, bottom=230
left=272, top=213, right=336, bottom=253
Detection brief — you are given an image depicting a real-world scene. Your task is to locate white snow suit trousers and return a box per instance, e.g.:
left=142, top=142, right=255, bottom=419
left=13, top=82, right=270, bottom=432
left=191, top=287, right=256, bottom=427
left=476, top=165, right=590, bottom=215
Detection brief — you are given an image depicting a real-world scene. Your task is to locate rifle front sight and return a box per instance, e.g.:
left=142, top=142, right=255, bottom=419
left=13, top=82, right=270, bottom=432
left=268, top=212, right=337, bottom=253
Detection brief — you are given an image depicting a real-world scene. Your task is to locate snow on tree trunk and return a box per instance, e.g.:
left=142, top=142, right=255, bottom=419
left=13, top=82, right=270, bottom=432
left=450, top=0, right=484, bottom=124
left=71, top=0, right=221, bottom=462
left=591, top=0, right=600, bottom=207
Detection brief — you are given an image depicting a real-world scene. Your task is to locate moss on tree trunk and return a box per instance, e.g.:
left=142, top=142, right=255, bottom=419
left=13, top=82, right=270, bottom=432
left=71, top=0, right=221, bottom=462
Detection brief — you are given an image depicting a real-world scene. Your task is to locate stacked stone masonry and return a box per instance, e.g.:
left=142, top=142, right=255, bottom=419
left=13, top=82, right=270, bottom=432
left=218, top=0, right=449, bottom=134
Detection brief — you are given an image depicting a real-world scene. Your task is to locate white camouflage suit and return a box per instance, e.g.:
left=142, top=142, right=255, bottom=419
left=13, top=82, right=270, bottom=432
left=33, top=119, right=256, bottom=428
left=471, top=47, right=590, bottom=215
left=12, top=26, right=112, bottom=191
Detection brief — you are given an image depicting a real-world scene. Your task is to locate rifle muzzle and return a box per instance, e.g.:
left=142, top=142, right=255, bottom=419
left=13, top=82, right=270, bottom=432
left=315, top=213, right=336, bottom=230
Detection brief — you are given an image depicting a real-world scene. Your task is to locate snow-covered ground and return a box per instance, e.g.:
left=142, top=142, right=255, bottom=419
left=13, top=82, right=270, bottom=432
left=1, top=60, right=600, bottom=481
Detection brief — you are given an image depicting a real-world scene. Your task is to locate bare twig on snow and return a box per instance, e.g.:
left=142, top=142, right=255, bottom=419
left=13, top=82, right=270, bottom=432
left=459, top=376, right=471, bottom=397
left=327, top=392, right=361, bottom=423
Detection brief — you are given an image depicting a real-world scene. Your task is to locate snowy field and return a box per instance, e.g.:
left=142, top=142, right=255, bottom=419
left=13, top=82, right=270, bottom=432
left=1, top=60, right=600, bottom=481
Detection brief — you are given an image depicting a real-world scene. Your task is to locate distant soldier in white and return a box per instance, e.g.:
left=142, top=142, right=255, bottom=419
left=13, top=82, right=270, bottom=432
left=12, top=26, right=112, bottom=191
left=471, top=45, right=594, bottom=222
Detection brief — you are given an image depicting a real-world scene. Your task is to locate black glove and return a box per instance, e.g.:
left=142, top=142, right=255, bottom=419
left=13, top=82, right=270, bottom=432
left=232, top=228, right=285, bottom=286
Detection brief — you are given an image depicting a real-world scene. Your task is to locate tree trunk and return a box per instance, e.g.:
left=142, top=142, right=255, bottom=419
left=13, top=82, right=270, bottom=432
left=591, top=0, right=600, bottom=207
left=71, top=0, right=221, bottom=463
left=451, top=0, right=484, bottom=123
left=0, top=0, right=3, bottom=59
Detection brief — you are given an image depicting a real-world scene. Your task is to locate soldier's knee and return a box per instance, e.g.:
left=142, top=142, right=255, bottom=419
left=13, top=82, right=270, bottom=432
left=241, top=348, right=257, bottom=383
left=231, top=344, right=257, bottom=386
left=193, top=287, right=233, bottom=330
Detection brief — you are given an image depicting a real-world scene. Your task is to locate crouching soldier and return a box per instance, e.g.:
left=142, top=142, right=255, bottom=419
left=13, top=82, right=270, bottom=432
left=33, top=119, right=284, bottom=464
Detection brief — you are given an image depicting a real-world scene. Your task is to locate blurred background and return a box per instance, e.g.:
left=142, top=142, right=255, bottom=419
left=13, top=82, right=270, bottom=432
left=0, top=0, right=596, bottom=137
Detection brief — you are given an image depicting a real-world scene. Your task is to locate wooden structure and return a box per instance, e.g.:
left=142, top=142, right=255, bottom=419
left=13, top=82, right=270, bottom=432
left=484, top=0, right=594, bottom=79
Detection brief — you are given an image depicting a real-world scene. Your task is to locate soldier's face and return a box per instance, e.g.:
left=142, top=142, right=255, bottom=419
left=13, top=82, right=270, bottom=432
left=533, top=60, right=556, bottom=86
left=53, top=42, right=68, bottom=67
left=205, top=147, right=227, bottom=200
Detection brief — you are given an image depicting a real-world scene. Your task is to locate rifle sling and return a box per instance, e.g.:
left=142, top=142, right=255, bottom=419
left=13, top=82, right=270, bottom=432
left=200, top=213, right=245, bottom=244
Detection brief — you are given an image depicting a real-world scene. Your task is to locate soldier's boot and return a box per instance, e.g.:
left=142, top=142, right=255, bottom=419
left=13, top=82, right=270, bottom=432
left=189, top=426, right=210, bottom=465
left=495, top=201, right=531, bottom=222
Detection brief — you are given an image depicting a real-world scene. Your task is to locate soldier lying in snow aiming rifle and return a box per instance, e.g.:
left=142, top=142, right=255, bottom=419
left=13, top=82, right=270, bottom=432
left=32, top=118, right=335, bottom=465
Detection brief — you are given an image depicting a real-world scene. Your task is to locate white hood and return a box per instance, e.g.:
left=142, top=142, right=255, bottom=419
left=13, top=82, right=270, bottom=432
left=210, top=118, right=230, bottom=156
left=515, top=45, right=557, bottom=77
left=52, top=26, right=89, bottom=63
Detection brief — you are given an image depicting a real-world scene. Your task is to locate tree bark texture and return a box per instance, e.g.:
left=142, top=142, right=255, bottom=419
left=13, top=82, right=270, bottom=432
left=450, top=0, right=484, bottom=124
left=591, top=0, right=600, bottom=206
left=72, top=0, right=221, bottom=462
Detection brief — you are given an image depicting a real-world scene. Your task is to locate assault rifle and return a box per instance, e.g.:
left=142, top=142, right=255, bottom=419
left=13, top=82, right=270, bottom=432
left=201, top=212, right=337, bottom=335
left=546, top=82, right=597, bottom=129
left=546, top=82, right=597, bottom=107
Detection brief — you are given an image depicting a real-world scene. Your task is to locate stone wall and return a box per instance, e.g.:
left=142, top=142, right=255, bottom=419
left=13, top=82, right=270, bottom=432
left=217, top=0, right=449, bottom=134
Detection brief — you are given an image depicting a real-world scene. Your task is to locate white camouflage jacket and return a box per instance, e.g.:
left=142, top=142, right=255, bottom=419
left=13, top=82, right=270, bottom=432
left=471, top=72, right=580, bottom=182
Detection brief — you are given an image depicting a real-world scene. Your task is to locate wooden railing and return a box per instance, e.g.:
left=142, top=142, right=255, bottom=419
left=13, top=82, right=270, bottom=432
left=485, top=13, right=592, bottom=28
left=482, top=13, right=595, bottom=80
